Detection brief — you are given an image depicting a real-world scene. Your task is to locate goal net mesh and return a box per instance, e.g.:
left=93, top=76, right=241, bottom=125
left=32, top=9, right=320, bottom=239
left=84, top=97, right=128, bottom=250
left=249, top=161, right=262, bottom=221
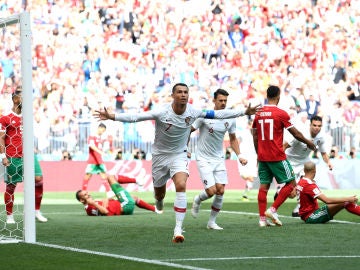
left=0, top=14, right=25, bottom=243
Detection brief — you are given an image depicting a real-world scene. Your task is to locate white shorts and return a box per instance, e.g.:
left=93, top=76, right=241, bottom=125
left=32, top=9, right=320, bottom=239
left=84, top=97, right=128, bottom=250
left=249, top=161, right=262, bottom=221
left=239, top=157, right=258, bottom=178
left=291, top=162, right=305, bottom=182
left=196, top=159, right=228, bottom=189
left=152, top=152, right=189, bottom=188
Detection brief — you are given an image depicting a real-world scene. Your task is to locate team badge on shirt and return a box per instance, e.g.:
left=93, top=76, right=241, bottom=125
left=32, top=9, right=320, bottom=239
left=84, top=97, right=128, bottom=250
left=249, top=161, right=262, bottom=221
left=185, top=116, right=191, bottom=125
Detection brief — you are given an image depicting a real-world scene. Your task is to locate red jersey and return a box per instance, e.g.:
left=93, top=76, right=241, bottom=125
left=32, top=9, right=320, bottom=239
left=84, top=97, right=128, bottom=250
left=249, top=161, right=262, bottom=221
left=296, top=177, right=322, bottom=221
left=0, top=112, right=23, bottom=158
left=85, top=199, right=122, bottom=216
left=87, top=135, right=104, bottom=164
left=252, top=105, right=293, bottom=161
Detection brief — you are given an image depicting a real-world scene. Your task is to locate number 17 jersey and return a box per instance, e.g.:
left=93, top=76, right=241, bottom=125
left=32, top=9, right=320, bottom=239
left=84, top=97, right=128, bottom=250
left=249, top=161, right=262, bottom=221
left=252, top=104, right=293, bottom=162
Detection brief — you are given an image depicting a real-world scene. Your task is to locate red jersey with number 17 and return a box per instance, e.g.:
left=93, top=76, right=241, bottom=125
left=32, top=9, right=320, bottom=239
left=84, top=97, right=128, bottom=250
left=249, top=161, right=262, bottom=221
left=252, top=105, right=293, bottom=162
left=0, top=112, right=23, bottom=158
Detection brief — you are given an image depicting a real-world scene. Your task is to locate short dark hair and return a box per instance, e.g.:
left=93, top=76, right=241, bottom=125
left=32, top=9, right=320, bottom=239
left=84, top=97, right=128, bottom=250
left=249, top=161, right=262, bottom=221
left=98, top=123, right=106, bottom=129
left=172, top=83, right=188, bottom=93
left=310, top=115, right=322, bottom=123
left=12, top=90, right=22, bottom=99
left=213, top=88, right=229, bottom=99
left=267, top=85, right=280, bottom=99
left=75, top=190, right=82, bottom=201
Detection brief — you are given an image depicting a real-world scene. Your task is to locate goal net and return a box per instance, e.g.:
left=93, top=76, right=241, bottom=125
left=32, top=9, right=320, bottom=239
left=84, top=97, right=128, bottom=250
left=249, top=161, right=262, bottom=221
left=0, top=12, right=35, bottom=244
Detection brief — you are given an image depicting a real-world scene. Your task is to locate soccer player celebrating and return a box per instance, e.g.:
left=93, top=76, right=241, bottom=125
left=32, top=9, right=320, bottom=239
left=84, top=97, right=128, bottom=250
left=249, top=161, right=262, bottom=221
left=94, top=83, right=260, bottom=243
left=252, top=85, right=316, bottom=227
left=0, top=89, right=48, bottom=223
left=190, top=89, right=248, bottom=230
left=297, top=161, right=360, bottom=223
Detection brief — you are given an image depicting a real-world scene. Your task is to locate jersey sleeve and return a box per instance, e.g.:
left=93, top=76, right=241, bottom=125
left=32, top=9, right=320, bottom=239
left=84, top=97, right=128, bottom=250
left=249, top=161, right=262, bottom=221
left=192, top=118, right=203, bottom=130
left=305, top=182, right=322, bottom=199
left=0, top=116, right=8, bottom=132
left=200, top=109, right=245, bottom=119
left=281, top=110, right=293, bottom=130
left=228, top=119, right=237, bottom=134
left=115, top=109, right=160, bottom=122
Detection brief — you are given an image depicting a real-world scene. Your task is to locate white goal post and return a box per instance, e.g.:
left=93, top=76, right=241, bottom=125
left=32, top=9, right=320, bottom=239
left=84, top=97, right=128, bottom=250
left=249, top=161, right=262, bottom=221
left=0, top=12, right=35, bottom=243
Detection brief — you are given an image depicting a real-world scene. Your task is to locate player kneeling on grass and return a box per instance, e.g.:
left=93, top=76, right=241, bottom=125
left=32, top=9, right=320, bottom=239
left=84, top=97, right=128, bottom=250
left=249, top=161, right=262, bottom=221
left=296, top=161, right=360, bottom=223
left=76, top=175, right=163, bottom=216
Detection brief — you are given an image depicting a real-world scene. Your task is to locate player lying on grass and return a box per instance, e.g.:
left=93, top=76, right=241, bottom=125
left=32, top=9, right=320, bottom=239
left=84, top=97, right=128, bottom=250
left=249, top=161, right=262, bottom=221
left=296, top=161, right=360, bottom=223
left=76, top=175, right=162, bottom=216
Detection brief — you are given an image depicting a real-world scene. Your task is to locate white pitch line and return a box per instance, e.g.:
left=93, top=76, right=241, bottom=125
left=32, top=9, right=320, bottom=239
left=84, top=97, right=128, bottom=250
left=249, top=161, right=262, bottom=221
left=216, top=210, right=360, bottom=225
left=34, top=242, right=213, bottom=270
left=39, top=209, right=360, bottom=225
left=164, top=255, right=360, bottom=262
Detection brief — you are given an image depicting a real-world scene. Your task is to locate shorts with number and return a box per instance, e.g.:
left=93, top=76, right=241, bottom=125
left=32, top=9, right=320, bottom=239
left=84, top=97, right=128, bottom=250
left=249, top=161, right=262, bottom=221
left=85, top=164, right=107, bottom=175
left=258, top=160, right=295, bottom=185
left=152, top=152, right=189, bottom=188
left=305, top=205, right=332, bottom=224
left=6, top=155, right=43, bottom=184
left=111, top=183, right=135, bottom=215
left=196, top=159, right=227, bottom=189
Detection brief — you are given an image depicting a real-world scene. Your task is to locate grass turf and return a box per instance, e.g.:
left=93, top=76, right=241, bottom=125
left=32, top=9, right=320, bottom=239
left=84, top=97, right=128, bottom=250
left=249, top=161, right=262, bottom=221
left=1, top=190, right=360, bottom=270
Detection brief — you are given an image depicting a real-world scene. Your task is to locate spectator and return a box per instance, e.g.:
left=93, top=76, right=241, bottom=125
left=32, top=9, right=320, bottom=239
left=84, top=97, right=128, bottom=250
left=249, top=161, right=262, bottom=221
left=329, top=146, right=343, bottom=159
left=305, top=94, right=320, bottom=120
left=62, top=150, right=72, bottom=161
left=133, top=148, right=146, bottom=160
left=0, top=0, right=360, bottom=159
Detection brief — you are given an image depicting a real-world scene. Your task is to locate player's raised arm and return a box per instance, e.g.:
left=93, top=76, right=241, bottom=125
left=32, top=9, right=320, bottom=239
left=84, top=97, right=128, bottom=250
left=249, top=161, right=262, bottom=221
left=244, top=103, right=262, bottom=116
left=288, top=126, right=317, bottom=151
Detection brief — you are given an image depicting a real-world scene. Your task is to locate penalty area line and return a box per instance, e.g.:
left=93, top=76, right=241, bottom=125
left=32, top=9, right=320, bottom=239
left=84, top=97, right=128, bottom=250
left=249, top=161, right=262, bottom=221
left=33, top=242, right=213, bottom=270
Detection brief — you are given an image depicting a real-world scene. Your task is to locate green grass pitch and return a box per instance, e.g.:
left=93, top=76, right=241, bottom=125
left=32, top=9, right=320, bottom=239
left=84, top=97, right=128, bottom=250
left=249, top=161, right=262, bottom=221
left=1, top=190, right=360, bottom=270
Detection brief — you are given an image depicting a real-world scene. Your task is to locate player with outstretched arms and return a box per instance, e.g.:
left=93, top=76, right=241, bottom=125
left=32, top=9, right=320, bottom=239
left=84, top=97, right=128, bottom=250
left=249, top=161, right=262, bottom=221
left=94, top=83, right=261, bottom=243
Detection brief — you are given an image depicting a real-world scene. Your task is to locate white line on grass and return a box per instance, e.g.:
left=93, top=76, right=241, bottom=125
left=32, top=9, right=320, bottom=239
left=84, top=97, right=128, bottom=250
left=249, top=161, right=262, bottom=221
left=41, top=209, right=360, bottom=225
left=217, top=210, right=360, bottom=225
left=34, top=242, right=214, bottom=270
left=163, top=255, right=360, bottom=262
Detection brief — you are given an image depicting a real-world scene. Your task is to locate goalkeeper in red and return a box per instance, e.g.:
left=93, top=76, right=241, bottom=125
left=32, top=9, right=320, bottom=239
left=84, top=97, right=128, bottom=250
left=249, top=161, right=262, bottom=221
left=0, top=89, right=47, bottom=224
left=76, top=174, right=162, bottom=216
left=252, top=85, right=316, bottom=227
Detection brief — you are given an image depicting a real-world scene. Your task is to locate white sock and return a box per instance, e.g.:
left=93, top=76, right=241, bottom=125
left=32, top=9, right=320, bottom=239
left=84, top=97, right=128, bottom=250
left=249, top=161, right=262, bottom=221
left=209, top=194, right=223, bottom=224
left=246, top=180, right=253, bottom=190
left=195, top=190, right=209, bottom=205
left=174, top=192, right=187, bottom=230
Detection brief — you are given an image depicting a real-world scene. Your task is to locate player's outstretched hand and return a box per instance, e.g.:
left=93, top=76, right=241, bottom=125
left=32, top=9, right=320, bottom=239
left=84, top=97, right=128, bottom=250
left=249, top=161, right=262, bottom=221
left=93, top=107, right=115, bottom=121
left=244, top=103, right=262, bottom=115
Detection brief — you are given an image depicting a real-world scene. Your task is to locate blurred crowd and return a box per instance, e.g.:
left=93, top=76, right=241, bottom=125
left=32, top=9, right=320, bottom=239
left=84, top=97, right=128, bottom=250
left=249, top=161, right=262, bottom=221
left=0, top=0, right=359, bottom=160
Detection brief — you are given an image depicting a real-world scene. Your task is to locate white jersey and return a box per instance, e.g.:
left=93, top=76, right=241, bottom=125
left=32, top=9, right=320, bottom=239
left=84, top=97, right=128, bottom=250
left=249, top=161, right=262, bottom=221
left=193, top=117, right=236, bottom=161
left=115, top=103, right=245, bottom=155
left=285, top=126, right=327, bottom=166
